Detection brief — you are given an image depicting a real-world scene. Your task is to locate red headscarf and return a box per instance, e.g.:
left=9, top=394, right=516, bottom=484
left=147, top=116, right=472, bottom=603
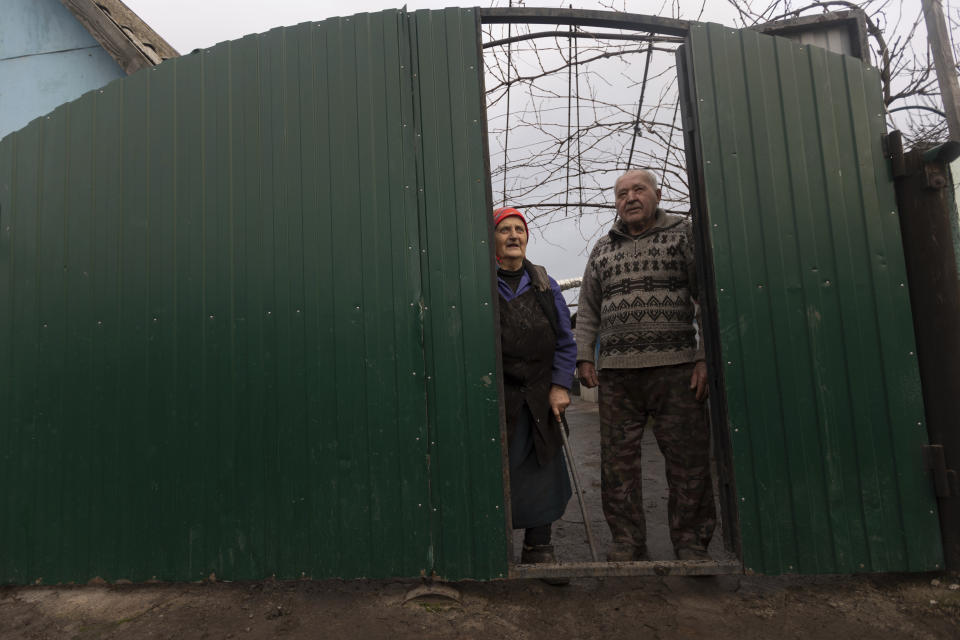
left=492, top=207, right=529, bottom=236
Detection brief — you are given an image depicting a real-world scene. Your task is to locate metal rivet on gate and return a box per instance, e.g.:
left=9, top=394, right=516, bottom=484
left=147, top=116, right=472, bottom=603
left=918, top=421, right=923, bottom=426
left=727, top=361, right=732, bottom=366
left=713, top=223, right=718, bottom=228
left=824, top=280, right=831, bottom=286
left=741, top=497, right=745, bottom=501
left=706, top=160, right=711, bottom=164
left=481, top=240, right=486, bottom=244
left=491, top=438, right=496, bottom=442
left=153, top=317, right=159, bottom=322
left=719, top=288, right=724, bottom=292
left=209, top=315, right=214, bottom=320
left=469, top=65, right=474, bottom=69
left=427, top=376, right=432, bottom=380
left=900, top=283, right=905, bottom=287
left=418, top=503, right=422, bottom=507
left=859, top=563, right=865, bottom=568
left=451, top=305, right=456, bottom=309
left=42, top=323, right=47, bottom=328
left=424, top=306, right=428, bottom=310
left=909, top=351, right=914, bottom=356
left=97, top=321, right=102, bottom=326
left=757, top=284, right=763, bottom=289
left=734, top=428, right=739, bottom=432
left=412, top=371, right=417, bottom=376
left=421, top=249, right=426, bottom=253
left=355, top=306, right=360, bottom=310
left=930, top=510, right=935, bottom=515
left=890, top=211, right=896, bottom=215
left=267, top=310, right=272, bottom=315
left=483, top=302, right=488, bottom=306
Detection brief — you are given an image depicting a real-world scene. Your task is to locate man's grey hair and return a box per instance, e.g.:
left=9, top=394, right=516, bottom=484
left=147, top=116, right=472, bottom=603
left=613, top=168, right=659, bottom=193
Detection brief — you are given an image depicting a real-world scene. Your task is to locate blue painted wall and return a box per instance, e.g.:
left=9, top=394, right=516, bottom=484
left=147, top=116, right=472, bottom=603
left=0, top=0, right=124, bottom=140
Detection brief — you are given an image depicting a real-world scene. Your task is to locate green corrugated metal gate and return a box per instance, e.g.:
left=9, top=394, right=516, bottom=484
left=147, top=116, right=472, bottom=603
left=0, top=8, right=504, bottom=583
left=682, top=24, right=944, bottom=574
left=0, top=8, right=948, bottom=584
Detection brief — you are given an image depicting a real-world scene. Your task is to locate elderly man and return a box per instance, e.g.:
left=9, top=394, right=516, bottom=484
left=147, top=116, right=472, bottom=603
left=575, top=168, right=715, bottom=562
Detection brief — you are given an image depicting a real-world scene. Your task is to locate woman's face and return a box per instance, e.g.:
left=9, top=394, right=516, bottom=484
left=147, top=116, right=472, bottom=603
left=495, top=217, right=528, bottom=264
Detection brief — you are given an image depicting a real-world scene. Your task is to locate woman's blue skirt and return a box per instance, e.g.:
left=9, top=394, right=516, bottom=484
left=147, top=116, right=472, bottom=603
left=508, top=405, right=572, bottom=529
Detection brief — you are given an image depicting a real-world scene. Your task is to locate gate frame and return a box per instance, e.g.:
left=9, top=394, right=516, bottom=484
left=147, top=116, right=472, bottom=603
left=476, top=7, right=743, bottom=580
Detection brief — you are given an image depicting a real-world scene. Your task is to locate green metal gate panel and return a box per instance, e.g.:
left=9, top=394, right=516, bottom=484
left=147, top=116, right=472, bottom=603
left=685, top=23, right=943, bottom=574
left=410, top=8, right=505, bottom=581
left=0, top=8, right=504, bottom=584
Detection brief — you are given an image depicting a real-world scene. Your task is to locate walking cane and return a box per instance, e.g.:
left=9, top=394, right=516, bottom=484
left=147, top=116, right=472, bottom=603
left=559, top=413, right=599, bottom=562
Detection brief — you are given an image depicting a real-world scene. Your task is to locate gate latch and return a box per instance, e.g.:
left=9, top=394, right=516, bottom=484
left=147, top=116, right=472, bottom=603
left=922, top=444, right=958, bottom=498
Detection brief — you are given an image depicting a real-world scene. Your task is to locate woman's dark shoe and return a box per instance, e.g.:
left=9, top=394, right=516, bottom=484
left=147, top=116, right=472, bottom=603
left=521, top=544, right=556, bottom=563
left=521, top=544, right=569, bottom=586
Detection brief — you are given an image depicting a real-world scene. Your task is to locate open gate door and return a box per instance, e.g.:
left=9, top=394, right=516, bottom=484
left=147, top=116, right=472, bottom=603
left=679, top=23, right=944, bottom=574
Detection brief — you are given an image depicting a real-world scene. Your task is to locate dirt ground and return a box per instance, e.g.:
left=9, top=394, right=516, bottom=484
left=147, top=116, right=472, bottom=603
left=2, top=572, right=959, bottom=639
left=2, top=398, right=959, bottom=639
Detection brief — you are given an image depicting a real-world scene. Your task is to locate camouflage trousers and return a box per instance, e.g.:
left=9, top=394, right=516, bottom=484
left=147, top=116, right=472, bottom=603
left=598, top=363, right=716, bottom=552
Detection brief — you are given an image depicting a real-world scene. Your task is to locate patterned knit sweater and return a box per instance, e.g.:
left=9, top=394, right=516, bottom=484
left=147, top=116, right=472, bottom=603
left=575, top=209, right=704, bottom=369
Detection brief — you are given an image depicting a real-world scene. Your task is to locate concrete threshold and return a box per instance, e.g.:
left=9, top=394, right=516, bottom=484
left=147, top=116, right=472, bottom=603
left=510, top=559, right=742, bottom=578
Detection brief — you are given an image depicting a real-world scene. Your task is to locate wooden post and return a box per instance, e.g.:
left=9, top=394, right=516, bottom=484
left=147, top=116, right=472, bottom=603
left=890, top=132, right=960, bottom=571
left=922, top=0, right=960, bottom=140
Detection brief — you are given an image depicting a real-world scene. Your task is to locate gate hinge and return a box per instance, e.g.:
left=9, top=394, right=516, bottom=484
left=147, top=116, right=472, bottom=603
left=923, top=444, right=959, bottom=498
left=883, top=130, right=907, bottom=178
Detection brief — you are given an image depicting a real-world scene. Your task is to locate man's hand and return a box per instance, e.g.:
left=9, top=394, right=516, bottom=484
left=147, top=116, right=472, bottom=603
left=577, top=361, right=598, bottom=388
left=690, top=360, right=708, bottom=401
left=549, top=385, right=571, bottom=422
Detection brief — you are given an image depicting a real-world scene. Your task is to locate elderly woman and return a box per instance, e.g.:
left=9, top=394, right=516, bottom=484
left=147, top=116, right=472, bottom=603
left=493, top=207, right=577, bottom=569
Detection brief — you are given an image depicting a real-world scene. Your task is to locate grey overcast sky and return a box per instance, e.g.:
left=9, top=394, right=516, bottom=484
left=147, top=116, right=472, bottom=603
left=124, top=1, right=744, bottom=53
left=120, top=0, right=934, bottom=286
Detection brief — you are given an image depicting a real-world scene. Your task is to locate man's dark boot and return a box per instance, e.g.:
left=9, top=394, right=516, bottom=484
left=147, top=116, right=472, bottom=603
left=606, top=543, right=649, bottom=562
left=675, top=546, right=711, bottom=561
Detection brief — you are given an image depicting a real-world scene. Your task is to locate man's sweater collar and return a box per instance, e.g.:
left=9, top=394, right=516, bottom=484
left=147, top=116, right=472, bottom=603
left=609, top=208, right=682, bottom=241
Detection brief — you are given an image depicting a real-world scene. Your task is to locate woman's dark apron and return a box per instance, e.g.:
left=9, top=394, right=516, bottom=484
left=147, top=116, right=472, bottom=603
left=500, top=282, right=572, bottom=530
